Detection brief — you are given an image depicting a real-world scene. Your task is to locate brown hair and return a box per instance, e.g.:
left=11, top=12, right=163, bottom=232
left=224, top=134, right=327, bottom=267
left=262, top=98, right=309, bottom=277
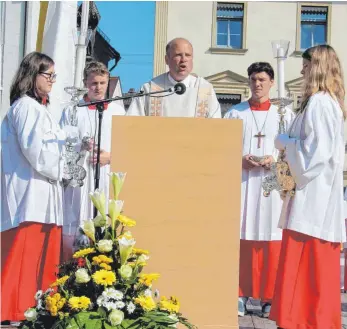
left=301, top=45, right=346, bottom=119
left=10, top=52, right=54, bottom=105
left=83, top=61, right=110, bottom=82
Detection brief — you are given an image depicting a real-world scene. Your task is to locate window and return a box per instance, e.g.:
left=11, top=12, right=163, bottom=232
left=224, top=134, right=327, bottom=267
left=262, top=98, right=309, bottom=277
left=217, top=93, right=242, bottom=116
left=216, top=3, right=244, bottom=49
left=300, top=6, right=328, bottom=50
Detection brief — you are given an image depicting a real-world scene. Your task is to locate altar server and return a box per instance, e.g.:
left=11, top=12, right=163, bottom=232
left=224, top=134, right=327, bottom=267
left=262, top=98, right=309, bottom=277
left=224, top=62, right=294, bottom=317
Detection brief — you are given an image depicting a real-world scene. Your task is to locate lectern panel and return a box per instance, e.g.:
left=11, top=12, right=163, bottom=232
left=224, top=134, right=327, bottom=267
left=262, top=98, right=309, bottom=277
left=111, top=117, right=242, bottom=329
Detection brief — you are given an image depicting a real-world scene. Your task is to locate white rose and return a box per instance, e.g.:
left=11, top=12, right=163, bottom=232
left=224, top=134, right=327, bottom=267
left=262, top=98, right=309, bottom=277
left=108, top=309, right=124, bottom=326
left=24, top=308, right=37, bottom=322
left=119, top=264, right=133, bottom=279
left=97, top=239, right=113, bottom=253
left=75, top=268, right=91, bottom=283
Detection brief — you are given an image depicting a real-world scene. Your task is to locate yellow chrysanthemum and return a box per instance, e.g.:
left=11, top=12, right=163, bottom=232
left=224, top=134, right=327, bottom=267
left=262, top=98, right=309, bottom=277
left=99, top=262, right=112, bottom=271
left=134, top=295, right=156, bottom=311
left=92, top=270, right=116, bottom=286
left=45, top=296, right=56, bottom=308
left=159, top=296, right=180, bottom=313
left=52, top=293, right=61, bottom=301
left=92, top=255, right=113, bottom=265
left=99, top=255, right=113, bottom=263
left=50, top=275, right=69, bottom=287
left=50, top=306, right=58, bottom=316
left=138, top=273, right=160, bottom=286
left=68, top=296, right=91, bottom=310
left=118, top=214, right=136, bottom=227
left=132, top=248, right=150, bottom=255
left=72, top=248, right=96, bottom=258
left=57, top=298, right=66, bottom=310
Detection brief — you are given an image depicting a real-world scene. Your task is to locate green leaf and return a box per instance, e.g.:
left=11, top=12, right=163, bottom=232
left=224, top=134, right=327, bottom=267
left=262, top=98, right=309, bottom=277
left=120, top=319, right=138, bottom=329
left=104, top=322, right=117, bottom=329
left=64, top=317, right=80, bottom=329
left=98, top=307, right=107, bottom=318
left=85, top=319, right=102, bottom=329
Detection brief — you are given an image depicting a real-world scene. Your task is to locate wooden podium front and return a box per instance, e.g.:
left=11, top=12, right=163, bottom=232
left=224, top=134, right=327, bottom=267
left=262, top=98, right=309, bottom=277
left=111, top=116, right=242, bottom=329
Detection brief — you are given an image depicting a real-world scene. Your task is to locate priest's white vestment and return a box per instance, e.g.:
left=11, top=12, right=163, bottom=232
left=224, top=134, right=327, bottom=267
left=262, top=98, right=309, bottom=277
left=127, top=73, right=221, bottom=118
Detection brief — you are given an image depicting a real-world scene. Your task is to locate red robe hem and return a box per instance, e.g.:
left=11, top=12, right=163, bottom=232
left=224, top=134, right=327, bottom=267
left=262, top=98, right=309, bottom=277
left=239, top=239, right=281, bottom=301
left=269, top=229, right=341, bottom=329
left=1, top=222, right=62, bottom=321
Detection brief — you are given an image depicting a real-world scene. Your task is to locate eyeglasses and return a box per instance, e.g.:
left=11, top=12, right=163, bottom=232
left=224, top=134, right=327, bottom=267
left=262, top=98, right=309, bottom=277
left=39, top=72, right=57, bottom=81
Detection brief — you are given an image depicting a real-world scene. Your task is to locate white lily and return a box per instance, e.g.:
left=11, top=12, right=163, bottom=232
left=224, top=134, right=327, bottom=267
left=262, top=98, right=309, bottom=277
left=80, top=219, right=96, bottom=242
left=89, top=189, right=106, bottom=217
left=108, top=200, right=124, bottom=232
left=109, top=172, right=127, bottom=200
left=118, top=235, right=136, bottom=265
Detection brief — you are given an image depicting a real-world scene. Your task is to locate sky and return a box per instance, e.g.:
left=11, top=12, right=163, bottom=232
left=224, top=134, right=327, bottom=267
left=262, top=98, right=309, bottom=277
left=95, top=1, right=155, bottom=93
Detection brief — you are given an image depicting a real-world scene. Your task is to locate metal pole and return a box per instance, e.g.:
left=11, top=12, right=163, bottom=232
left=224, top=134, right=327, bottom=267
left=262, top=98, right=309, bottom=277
left=0, top=1, right=6, bottom=111
left=277, top=47, right=285, bottom=98
left=74, top=1, right=89, bottom=88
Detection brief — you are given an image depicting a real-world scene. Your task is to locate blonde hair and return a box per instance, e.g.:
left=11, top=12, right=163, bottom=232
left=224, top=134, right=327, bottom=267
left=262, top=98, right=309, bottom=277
left=83, top=61, right=109, bottom=81
left=301, top=45, right=346, bottom=119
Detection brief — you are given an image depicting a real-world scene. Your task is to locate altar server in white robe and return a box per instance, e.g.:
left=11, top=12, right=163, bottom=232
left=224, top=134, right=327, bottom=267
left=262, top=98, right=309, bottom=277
left=1, top=52, right=65, bottom=322
left=127, top=38, right=221, bottom=118
left=270, top=45, right=346, bottom=329
left=60, top=61, right=125, bottom=260
left=224, top=62, right=294, bottom=317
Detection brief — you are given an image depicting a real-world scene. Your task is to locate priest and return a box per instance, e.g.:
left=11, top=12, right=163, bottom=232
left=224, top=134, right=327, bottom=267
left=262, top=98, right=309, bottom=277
left=60, top=61, right=125, bottom=260
left=127, top=38, right=221, bottom=118
left=224, top=62, right=294, bottom=317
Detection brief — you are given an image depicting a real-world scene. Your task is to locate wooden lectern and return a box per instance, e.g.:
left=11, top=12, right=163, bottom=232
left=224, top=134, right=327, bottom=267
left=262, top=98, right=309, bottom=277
left=110, top=116, right=242, bottom=329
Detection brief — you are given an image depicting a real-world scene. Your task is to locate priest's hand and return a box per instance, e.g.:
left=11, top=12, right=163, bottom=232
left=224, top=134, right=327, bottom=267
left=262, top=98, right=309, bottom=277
left=242, top=154, right=261, bottom=170
left=260, top=155, right=275, bottom=170
left=90, top=149, right=111, bottom=167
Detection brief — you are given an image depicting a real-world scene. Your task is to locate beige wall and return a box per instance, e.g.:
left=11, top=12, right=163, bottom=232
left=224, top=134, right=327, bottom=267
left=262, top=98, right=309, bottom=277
left=156, top=1, right=347, bottom=100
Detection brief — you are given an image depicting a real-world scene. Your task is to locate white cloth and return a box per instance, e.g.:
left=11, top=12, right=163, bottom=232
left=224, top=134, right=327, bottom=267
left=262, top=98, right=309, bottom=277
left=60, top=101, right=125, bottom=237
left=127, top=73, right=221, bottom=118
left=224, top=101, right=294, bottom=241
left=1, top=96, right=66, bottom=232
left=41, top=1, right=77, bottom=122
left=277, top=92, right=346, bottom=243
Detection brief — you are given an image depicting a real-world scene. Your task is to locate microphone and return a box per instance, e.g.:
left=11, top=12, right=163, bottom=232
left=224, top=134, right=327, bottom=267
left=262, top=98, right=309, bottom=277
left=174, top=83, right=186, bottom=95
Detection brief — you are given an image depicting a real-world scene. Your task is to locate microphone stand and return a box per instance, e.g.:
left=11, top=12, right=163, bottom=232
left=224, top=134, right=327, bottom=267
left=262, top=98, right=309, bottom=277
left=93, top=102, right=105, bottom=218
left=78, top=87, right=176, bottom=218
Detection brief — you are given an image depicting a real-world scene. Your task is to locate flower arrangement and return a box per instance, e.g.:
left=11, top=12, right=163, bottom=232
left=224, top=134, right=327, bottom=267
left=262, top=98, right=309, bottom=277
left=21, top=173, right=195, bottom=329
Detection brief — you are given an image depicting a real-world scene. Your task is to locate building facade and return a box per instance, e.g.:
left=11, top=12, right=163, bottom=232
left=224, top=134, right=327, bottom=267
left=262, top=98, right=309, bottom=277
left=153, top=1, right=347, bottom=111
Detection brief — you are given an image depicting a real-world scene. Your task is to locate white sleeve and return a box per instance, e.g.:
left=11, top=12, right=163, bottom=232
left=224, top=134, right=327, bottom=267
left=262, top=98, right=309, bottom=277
left=126, top=85, right=147, bottom=116
left=13, top=99, right=65, bottom=181
left=223, top=108, right=240, bottom=119
left=283, top=97, right=339, bottom=189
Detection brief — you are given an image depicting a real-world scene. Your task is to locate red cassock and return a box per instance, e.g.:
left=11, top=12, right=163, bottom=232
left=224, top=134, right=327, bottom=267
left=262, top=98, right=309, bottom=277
left=1, top=222, right=61, bottom=321
left=239, top=240, right=282, bottom=301
left=269, top=229, right=341, bottom=329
